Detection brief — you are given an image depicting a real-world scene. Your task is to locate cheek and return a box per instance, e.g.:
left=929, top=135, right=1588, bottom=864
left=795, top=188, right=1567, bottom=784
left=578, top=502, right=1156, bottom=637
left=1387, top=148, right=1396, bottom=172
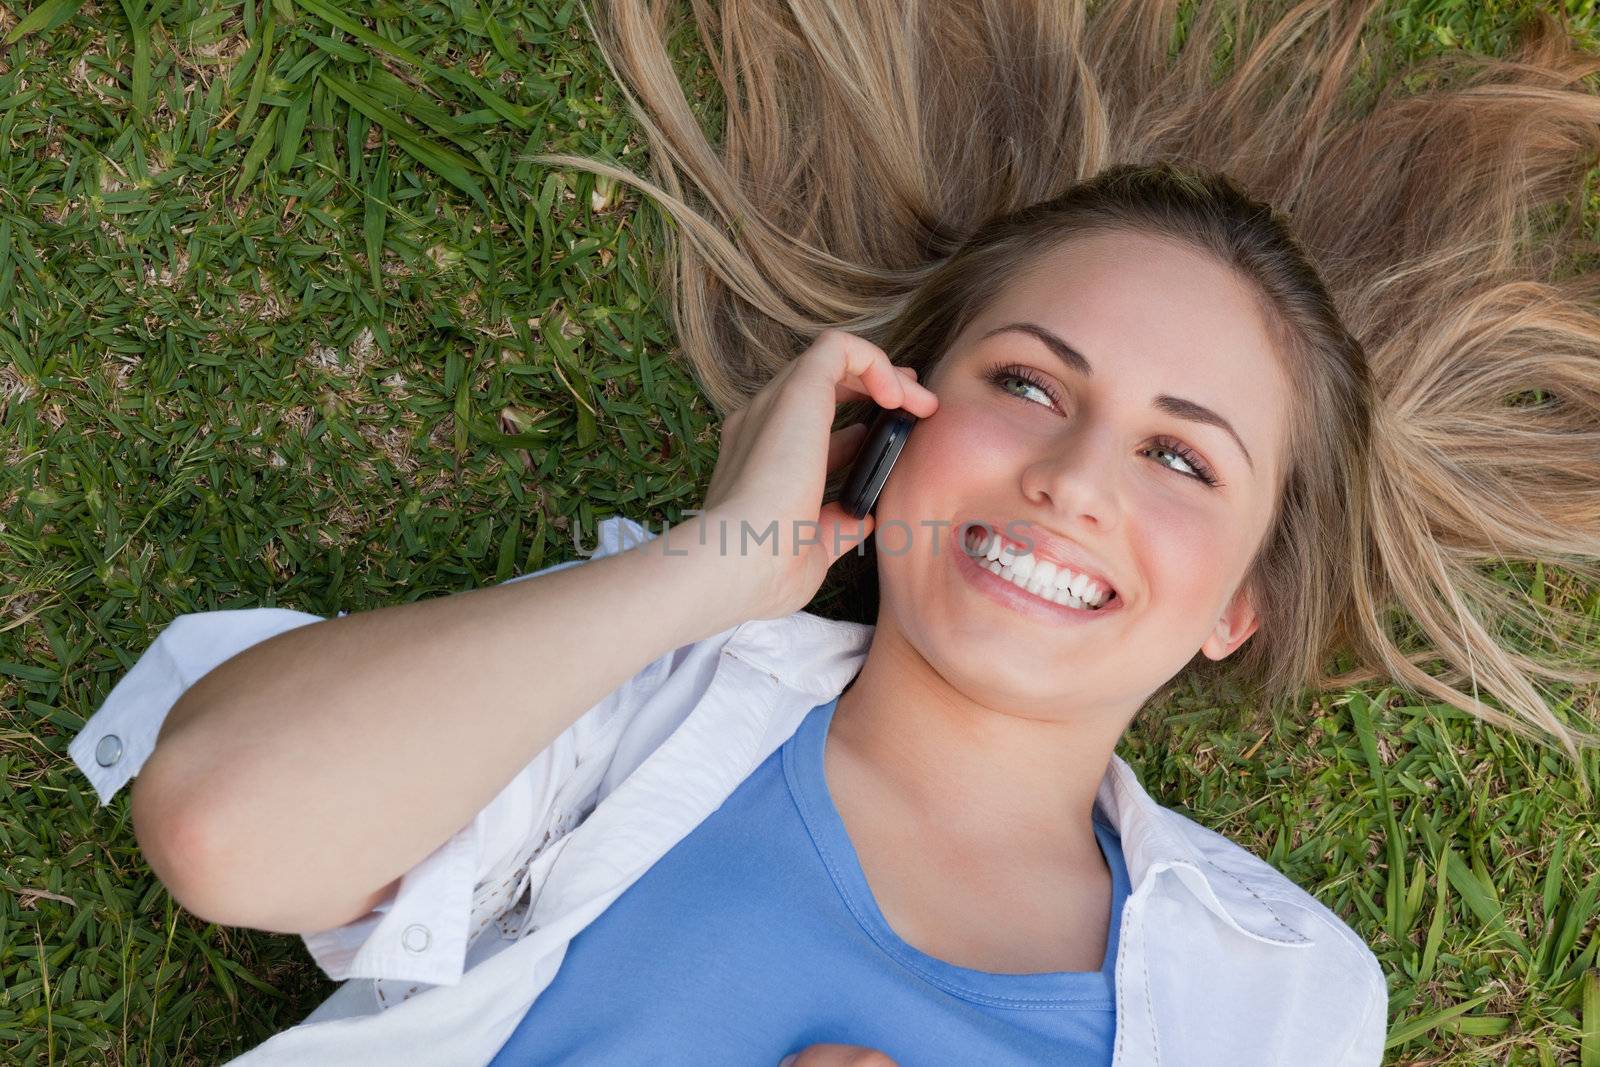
left=1135, top=507, right=1243, bottom=620
left=867, top=404, right=997, bottom=560
left=891, top=397, right=1023, bottom=495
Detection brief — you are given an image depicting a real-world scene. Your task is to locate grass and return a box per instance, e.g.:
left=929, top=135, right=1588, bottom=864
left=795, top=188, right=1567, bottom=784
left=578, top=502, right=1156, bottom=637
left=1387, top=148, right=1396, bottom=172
left=1, top=0, right=1598, bottom=1062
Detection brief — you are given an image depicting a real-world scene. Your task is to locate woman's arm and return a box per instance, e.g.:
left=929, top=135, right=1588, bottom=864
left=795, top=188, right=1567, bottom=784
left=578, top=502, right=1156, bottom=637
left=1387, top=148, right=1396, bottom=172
left=129, top=516, right=752, bottom=935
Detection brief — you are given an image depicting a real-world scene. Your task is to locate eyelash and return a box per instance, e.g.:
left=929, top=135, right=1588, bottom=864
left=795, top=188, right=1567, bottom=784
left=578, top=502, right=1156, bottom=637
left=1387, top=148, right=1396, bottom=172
left=982, top=361, right=1223, bottom=488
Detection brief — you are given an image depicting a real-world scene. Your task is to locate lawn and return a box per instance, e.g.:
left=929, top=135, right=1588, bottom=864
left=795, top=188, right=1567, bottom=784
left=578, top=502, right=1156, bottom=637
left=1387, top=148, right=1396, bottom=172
left=3, top=0, right=1599, bottom=1062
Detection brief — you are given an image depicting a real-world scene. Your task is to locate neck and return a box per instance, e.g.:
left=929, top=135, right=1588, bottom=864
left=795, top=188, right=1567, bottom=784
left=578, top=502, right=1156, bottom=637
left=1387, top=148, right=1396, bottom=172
left=829, top=616, right=1132, bottom=859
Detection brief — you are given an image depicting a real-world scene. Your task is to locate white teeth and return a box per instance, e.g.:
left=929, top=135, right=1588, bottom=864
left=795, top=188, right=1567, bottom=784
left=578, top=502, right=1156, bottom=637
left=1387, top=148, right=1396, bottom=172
left=1009, top=552, right=1035, bottom=582
left=964, top=528, right=1113, bottom=611
left=1028, top=560, right=1057, bottom=597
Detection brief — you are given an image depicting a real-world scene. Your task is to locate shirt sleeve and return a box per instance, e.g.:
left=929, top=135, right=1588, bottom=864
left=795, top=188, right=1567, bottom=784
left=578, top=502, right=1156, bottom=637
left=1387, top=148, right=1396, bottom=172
left=67, top=607, right=328, bottom=808
left=69, top=514, right=668, bottom=986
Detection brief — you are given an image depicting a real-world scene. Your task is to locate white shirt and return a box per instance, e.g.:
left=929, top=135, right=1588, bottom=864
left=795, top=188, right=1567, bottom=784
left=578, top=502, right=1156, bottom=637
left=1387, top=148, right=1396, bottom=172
left=70, top=515, right=1387, bottom=1066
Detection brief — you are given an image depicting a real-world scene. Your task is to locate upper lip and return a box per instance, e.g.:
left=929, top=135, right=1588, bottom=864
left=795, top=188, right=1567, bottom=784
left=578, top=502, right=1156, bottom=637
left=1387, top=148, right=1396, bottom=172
left=963, top=518, right=1122, bottom=600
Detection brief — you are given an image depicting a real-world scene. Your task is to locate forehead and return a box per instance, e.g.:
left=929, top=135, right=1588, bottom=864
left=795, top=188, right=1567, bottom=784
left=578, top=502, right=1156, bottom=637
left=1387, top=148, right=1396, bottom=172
left=952, top=229, right=1289, bottom=475
left=972, top=231, right=1277, bottom=378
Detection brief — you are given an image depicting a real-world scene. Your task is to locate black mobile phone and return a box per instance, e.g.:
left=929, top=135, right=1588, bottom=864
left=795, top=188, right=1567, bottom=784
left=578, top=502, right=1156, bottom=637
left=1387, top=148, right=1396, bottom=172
left=838, top=405, right=918, bottom=520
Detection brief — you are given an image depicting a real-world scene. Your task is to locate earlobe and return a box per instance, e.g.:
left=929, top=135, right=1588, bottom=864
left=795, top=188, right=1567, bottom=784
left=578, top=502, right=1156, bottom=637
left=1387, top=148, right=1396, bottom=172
left=1201, top=588, right=1260, bottom=661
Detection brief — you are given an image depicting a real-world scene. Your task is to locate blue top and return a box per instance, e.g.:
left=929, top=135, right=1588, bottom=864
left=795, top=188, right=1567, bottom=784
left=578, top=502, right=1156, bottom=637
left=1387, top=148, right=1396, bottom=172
left=487, top=695, right=1130, bottom=1065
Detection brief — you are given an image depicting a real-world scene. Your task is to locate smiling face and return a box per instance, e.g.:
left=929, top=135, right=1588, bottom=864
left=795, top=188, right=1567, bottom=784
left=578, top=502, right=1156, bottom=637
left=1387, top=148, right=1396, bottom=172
left=873, top=228, right=1292, bottom=721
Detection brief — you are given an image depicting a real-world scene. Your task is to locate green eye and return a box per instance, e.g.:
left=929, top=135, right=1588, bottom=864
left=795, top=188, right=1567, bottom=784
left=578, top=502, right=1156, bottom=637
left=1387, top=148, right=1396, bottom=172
left=984, top=363, right=1060, bottom=407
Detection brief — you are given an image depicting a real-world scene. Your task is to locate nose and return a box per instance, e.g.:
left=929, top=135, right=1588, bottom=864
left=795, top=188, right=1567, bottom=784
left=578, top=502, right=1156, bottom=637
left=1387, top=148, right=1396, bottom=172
left=1020, top=426, right=1121, bottom=529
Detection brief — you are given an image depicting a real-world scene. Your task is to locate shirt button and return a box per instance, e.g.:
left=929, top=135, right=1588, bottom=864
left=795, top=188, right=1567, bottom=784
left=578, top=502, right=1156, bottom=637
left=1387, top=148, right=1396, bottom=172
left=402, top=924, right=432, bottom=953
left=95, top=734, right=124, bottom=767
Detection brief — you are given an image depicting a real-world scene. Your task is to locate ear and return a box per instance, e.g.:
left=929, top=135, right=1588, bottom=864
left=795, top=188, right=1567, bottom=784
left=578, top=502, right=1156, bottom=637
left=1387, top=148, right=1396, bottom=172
left=1200, top=580, right=1260, bottom=661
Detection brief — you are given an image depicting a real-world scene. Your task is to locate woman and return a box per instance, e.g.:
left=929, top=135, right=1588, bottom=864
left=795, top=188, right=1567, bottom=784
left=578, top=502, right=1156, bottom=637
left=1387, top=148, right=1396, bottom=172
left=71, top=0, right=1600, bottom=1063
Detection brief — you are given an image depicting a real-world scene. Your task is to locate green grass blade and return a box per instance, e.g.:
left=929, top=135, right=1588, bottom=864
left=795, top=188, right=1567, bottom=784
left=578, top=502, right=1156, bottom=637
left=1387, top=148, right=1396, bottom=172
left=1385, top=991, right=1496, bottom=1048
left=364, top=139, right=390, bottom=296
left=1350, top=690, right=1407, bottom=943
left=1552, top=872, right=1600, bottom=980
left=319, top=72, right=488, bottom=208
left=117, top=0, right=152, bottom=119
left=237, top=8, right=276, bottom=137
left=1420, top=845, right=1449, bottom=982
left=233, top=108, right=281, bottom=195
left=1584, top=970, right=1600, bottom=1067
left=3, top=0, right=90, bottom=43
left=1445, top=847, right=1529, bottom=956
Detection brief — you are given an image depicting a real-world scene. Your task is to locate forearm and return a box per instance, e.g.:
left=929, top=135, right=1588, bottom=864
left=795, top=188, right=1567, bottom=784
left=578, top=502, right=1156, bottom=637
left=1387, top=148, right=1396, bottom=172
left=134, top=518, right=748, bottom=932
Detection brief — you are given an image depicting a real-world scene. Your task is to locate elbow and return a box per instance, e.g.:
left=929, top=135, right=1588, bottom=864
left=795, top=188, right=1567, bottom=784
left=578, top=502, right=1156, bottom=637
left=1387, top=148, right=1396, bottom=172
left=129, top=707, right=286, bottom=930
left=130, top=761, right=241, bottom=927
left=130, top=756, right=402, bottom=936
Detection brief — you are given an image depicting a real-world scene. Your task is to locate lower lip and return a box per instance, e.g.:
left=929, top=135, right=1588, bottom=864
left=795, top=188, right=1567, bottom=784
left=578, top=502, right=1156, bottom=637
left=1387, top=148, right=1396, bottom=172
left=949, top=525, right=1121, bottom=625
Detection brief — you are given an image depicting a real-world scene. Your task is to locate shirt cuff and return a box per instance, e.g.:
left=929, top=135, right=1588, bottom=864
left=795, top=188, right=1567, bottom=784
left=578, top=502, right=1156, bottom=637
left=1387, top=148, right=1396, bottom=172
left=68, top=608, right=328, bottom=807
left=298, top=813, right=481, bottom=985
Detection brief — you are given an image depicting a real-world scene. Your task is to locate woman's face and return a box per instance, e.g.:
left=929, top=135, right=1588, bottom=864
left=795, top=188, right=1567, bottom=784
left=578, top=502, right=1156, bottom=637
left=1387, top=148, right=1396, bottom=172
left=874, top=228, right=1291, bottom=720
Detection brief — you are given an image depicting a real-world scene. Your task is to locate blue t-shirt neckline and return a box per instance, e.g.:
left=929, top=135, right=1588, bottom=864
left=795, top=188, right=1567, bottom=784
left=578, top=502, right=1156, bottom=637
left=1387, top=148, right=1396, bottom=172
left=782, top=694, right=1129, bottom=1010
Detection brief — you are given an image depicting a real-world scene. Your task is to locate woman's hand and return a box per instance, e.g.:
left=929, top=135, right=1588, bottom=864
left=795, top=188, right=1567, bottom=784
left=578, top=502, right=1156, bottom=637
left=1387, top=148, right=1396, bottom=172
left=777, top=1043, right=902, bottom=1066
left=692, top=327, right=938, bottom=623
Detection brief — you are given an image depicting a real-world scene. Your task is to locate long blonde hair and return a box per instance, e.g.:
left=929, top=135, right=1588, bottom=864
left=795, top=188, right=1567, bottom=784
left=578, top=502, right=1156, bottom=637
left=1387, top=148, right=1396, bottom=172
left=531, top=0, right=1600, bottom=764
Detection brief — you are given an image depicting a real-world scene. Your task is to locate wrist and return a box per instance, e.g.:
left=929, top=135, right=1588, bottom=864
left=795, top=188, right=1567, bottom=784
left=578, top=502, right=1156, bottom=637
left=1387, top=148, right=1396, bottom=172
left=634, top=512, right=760, bottom=636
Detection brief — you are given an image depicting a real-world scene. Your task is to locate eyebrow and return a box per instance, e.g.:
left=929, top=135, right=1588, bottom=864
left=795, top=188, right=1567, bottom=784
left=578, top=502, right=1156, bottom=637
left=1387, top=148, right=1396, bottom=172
left=979, top=322, right=1256, bottom=473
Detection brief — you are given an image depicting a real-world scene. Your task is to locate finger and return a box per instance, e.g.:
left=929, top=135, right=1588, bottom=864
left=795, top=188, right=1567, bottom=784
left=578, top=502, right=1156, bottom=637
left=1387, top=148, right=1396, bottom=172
left=809, top=331, right=938, bottom=417
left=832, top=360, right=939, bottom=417
left=849, top=347, right=936, bottom=417
left=830, top=351, right=904, bottom=410
left=825, top=422, right=868, bottom=472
